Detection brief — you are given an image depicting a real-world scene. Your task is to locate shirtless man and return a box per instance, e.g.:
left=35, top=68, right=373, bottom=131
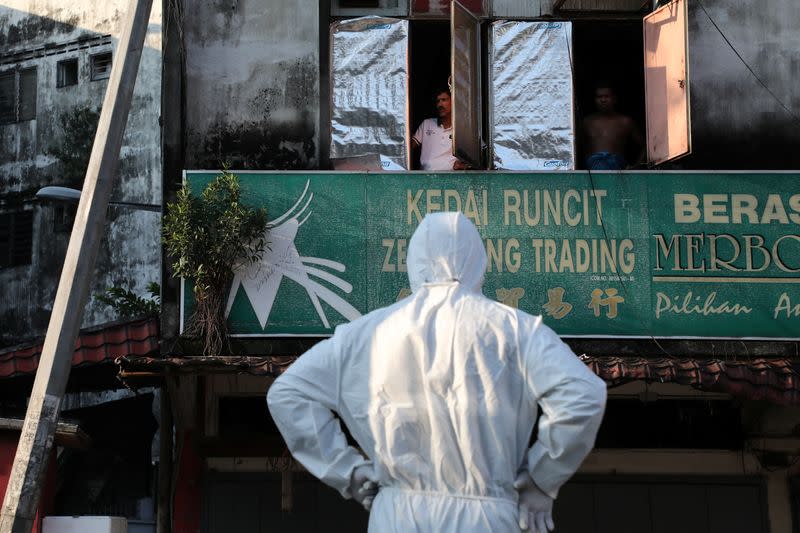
left=412, top=87, right=469, bottom=171
left=582, top=83, right=644, bottom=170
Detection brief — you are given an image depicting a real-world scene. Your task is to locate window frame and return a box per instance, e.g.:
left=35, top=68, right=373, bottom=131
left=57, top=58, right=79, bottom=88
left=90, top=51, right=113, bottom=81
left=325, top=2, right=691, bottom=170
left=331, top=0, right=409, bottom=17
left=53, top=204, right=77, bottom=233
left=0, top=70, right=15, bottom=124
left=0, top=67, right=37, bottom=125
left=0, top=210, right=35, bottom=268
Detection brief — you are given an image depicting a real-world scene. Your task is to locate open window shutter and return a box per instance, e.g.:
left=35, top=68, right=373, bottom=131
left=643, top=0, right=691, bottom=165
left=451, top=0, right=482, bottom=168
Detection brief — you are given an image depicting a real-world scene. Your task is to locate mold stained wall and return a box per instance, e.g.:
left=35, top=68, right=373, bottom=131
left=0, top=1, right=162, bottom=346
left=685, top=0, right=800, bottom=169
left=184, top=0, right=320, bottom=170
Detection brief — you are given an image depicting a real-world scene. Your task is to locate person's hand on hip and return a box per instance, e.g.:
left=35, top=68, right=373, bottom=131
left=514, top=472, right=555, bottom=533
left=350, top=464, right=379, bottom=511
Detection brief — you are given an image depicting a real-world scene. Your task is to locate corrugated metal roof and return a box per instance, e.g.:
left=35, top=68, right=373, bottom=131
left=0, top=317, right=159, bottom=379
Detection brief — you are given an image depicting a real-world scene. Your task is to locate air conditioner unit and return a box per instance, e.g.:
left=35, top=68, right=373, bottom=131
left=43, top=516, right=127, bottom=533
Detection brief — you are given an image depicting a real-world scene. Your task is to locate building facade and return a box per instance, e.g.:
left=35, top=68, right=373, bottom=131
left=158, top=1, right=800, bottom=532
left=0, top=0, right=163, bottom=347
left=0, top=1, right=164, bottom=530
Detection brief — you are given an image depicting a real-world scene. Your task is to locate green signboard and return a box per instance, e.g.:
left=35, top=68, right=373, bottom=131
left=182, top=171, right=800, bottom=338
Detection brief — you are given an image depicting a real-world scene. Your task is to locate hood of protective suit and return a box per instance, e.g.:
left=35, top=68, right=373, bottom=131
left=406, top=212, right=487, bottom=293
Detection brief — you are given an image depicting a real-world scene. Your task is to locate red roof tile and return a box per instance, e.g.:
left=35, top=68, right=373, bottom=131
left=116, top=353, right=800, bottom=405
left=582, top=356, right=799, bottom=405
left=0, top=317, right=159, bottom=379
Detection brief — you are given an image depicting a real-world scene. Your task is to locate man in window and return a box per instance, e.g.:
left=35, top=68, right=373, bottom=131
left=412, top=87, right=469, bottom=171
left=582, top=82, right=644, bottom=170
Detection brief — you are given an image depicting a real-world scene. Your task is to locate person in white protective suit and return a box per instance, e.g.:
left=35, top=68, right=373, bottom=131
left=267, top=212, right=607, bottom=533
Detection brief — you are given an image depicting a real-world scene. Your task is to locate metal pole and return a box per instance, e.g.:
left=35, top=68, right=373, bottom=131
left=0, top=0, right=154, bottom=530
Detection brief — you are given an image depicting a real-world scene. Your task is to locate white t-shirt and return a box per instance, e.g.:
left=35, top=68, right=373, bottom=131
left=412, top=118, right=457, bottom=171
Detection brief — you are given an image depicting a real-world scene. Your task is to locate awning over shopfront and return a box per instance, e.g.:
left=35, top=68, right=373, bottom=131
left=116, top=353, right=800, bottom=406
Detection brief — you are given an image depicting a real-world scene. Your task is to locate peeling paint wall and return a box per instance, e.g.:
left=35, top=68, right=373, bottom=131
left=0, top=1, right=162, bottom=347
left=183, top=0, right=320, bottom=170
left=684, top=0, right=800, bottom=169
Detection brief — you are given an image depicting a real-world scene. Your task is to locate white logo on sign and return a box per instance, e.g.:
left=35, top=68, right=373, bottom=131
left=225, top=181, right=362, bottom=329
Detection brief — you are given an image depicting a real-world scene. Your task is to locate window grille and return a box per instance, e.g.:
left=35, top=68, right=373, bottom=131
left=0, top=210, right=34, bottom=268
left=0, top=68, right=37, bottom=124
left=90, top=52, right=112, bottom=81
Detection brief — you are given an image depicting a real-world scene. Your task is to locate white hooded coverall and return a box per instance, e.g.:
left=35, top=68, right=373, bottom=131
left=267, top=212, right=607, bottom=532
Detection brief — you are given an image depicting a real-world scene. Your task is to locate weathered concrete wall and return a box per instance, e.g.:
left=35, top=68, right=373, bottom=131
left=685, top=0, right=800, bottom=169
left=183, top=0, right=320, bottom=170
left=0, top=1, right=162, bottom=346
left=0, top=4, right=125, bottom=52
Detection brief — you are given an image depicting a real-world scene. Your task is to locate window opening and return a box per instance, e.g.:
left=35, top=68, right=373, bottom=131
left=0, top=210, right=34, bottom=268
left=409, top=21, right=451, bottom=170
left=572, top=20, right=646, bottom=169
left=57, top=58, right=79, bottom=88
left=18, top=68, right=36, bottom=121
left=90, top=52, right=112, bottom=81
left=0, top=68, right=37, bottom=124
left=328, top=7, right=671, bottom=172
left=0, top=72, right=14, bottom=124
left=53, top=204, right=76, bottom=233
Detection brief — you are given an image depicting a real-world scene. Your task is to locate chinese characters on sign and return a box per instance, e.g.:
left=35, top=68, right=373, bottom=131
left=588, top=288, right=625, bottom=319
left=543, top=287, right=572, bottom=319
